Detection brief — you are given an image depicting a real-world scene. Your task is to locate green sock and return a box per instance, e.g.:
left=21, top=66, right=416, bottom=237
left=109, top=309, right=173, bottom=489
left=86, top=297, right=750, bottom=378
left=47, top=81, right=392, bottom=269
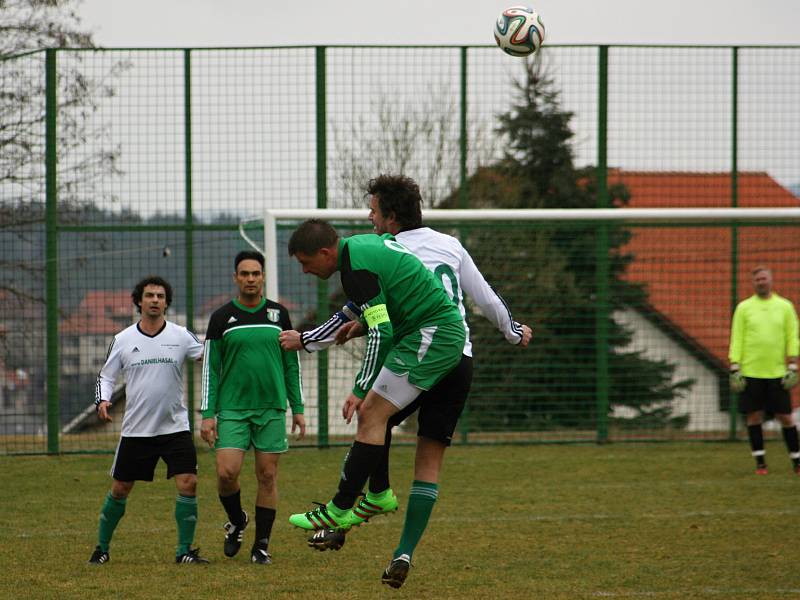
left=98, top=492, right=127, bottom=552
left=394, top=480, right=438, bottom=560
left=175, top=494, right=198, bottom=556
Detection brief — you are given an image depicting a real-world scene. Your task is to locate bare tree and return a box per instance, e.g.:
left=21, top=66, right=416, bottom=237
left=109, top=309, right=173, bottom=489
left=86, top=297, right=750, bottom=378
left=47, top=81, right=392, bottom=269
left=329, top=82, right=499, bottom=209
left=1, top=0, right=126, bottom=276
left=0, top=0, right=124, bottom=366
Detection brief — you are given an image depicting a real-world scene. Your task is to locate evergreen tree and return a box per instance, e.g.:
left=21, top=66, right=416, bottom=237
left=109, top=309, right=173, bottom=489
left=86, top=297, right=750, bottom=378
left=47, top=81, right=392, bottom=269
left=441, top=61, right=692, bottom=431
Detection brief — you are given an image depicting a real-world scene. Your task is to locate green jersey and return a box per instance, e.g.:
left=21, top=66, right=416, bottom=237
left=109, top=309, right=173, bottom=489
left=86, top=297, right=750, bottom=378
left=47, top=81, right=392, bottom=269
left=729, top=293, right=799, bottom=378
left=338, top=233, right=463, bottom=396
left=201, top=297, right=303, bottom=418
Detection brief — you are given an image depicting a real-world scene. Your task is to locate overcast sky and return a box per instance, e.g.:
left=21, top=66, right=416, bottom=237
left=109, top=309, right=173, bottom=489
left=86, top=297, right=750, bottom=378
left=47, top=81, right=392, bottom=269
left=77, top=0, right=800, bottom=47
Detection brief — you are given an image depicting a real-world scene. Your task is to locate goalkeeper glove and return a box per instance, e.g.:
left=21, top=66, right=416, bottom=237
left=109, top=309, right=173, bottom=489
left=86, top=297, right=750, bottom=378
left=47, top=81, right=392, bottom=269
left=782, top=364, right=798, bottom=391
left=729, top=364, right=746, bottom=393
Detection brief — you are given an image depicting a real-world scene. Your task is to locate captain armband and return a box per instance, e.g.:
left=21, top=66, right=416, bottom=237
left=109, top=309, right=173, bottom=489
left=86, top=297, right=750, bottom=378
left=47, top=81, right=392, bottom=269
left=363, top=304, right=390, bottom=328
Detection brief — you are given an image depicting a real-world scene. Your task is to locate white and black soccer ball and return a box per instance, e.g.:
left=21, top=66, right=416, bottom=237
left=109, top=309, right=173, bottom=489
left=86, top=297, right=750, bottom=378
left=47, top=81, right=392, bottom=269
left=494, top=6, right=546, bottom=57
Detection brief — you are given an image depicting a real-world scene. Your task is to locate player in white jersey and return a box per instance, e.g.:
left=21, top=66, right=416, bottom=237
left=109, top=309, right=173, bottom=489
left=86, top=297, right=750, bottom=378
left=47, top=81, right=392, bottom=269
left=280, top=174, right=531, bottom=588
left=88, top=276, right=208, bottom=565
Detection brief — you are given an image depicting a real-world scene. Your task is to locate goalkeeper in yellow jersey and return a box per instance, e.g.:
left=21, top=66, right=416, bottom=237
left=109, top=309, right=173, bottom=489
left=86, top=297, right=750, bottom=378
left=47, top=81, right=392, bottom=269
left=729, top=266, right=799, bottom=475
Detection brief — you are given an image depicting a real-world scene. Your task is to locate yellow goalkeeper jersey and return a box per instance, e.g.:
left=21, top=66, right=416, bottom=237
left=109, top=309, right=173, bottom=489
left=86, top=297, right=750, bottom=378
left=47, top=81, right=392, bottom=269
left=728, top=293, right=799, bottom=378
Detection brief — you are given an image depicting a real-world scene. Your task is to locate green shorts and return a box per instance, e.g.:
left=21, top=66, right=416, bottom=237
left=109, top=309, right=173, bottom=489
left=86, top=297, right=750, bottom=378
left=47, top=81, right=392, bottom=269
left=216, top=408, right=288, bottom=453
left=383, top=320, right=465, bottom=391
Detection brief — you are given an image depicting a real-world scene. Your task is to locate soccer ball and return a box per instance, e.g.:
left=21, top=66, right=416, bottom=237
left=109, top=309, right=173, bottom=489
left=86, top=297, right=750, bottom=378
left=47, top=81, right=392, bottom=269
left=494, top=6, right=546, bottom=57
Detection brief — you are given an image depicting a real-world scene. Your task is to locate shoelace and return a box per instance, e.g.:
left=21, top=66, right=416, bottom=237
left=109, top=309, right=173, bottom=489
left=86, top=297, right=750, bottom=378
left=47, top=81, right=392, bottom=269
left=304, top=501, right=332, bottom=519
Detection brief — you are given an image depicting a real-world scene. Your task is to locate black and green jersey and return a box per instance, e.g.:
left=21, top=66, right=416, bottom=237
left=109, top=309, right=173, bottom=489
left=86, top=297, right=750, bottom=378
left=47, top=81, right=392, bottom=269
left=201, top=297, right=303, bottom=418
left=338, top=233, right=463, bottom=396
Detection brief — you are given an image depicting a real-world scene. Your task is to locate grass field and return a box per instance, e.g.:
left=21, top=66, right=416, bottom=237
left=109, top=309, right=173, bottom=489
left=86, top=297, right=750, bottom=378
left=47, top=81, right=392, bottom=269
left=1, top=442, right=799, bottom=599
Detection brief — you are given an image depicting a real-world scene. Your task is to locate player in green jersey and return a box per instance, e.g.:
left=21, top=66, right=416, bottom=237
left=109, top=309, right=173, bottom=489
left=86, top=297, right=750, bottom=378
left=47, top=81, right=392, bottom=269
left=729, top=266, right=799, bottom=475
left=283, top=219, right=465, bottom=560
left=201, top=251, right=305, bottom=564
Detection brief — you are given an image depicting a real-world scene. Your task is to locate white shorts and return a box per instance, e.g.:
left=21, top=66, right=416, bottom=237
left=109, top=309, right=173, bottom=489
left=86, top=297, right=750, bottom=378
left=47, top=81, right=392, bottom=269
left=371, top=367, right=424, bottom=410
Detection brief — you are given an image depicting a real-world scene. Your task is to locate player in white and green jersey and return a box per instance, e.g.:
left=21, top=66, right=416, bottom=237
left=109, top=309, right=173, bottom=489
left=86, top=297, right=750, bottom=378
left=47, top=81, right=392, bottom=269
left=280, top=174, right=532, bottom=588
left=89, top=276, right=208, bottom=565
left=284, top=217, right=465, bottom=552
left=729, top=266, right=799, bottom=475
left=200, top=250, right=305, bottom=565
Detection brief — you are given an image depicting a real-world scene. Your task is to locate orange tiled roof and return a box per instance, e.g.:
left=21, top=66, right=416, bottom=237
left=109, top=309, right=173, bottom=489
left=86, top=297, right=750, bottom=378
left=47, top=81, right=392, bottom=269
left=609, top=170, right=800, bottom=208
left=61, top=290, right=133, bottom=335
left=616, top=171, right=800, bottom=376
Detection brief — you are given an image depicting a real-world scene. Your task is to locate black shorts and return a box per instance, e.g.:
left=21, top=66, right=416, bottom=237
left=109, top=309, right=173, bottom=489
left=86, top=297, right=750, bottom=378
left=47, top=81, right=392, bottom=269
left=387, top=354, right=473, bottom=446
left=738, top=378, right=791, bottom=416
left=111, top=430, right=198, bottom=482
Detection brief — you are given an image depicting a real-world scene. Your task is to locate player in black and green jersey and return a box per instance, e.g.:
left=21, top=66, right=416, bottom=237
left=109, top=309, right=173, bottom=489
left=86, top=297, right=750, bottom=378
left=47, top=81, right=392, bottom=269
left=200, top=251, right=305, bottom=565
left=283, top=219, right=465, bottom=568
left=728, top=266, right=799, bottom=475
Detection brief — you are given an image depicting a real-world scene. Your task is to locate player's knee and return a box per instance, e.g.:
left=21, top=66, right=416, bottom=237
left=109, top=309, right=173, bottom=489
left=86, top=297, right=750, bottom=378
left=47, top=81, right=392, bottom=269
left=176, top=474, right=197, bottom=495
left=255, top=468, right=277, bottom=492
left=111, top=480, right=133, bottom=498
left=217, top=465, right=240, bottom=486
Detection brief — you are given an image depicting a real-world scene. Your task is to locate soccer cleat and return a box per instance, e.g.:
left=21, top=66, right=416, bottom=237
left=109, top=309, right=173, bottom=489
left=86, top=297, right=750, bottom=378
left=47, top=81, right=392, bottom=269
left=307, top=527, right=347, bottom=551
left=288, top=502, right=352, bottom=531
left=175, top=547, right=210, bottom=564
left=755, top=465, right=768, bottom=475
left=381, top=554, right=411, bottom=589
left=349, top=489, right=399, bottom=526
left=88, top=546, right=109, bottom=565
left=223, top=510, right=249, bottom=557
left=250, top=545, right=272, bottom=565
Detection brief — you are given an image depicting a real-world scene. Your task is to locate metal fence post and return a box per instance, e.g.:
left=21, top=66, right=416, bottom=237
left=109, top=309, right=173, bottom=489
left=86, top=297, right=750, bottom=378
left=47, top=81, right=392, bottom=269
left=183, top=49, right=196, bottom=430
left=45, top=49, right=60, bottom=454
left=595, top=45, right=610, bottom=443
left=316, top=46, right=329, bottom=448
left=729, top=46, right=739, bottom=441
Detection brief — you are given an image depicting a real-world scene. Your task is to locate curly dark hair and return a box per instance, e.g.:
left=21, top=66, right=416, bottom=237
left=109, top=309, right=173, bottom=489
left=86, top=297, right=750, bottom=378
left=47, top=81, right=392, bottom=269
left=131, top=275, right=173, bottom=313
left=366, top=174, right=423, bottom=231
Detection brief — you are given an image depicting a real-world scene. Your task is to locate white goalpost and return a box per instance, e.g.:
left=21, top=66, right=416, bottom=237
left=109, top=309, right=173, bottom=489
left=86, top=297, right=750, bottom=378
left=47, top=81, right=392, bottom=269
left=257, top=207, right=800, bottom=300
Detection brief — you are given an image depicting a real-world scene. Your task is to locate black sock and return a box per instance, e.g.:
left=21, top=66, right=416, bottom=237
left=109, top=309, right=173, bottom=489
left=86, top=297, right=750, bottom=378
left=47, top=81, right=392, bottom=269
left=781, top=426, right=800, bottom=465
left=219, top=490, right=244, bottom=527
left=332, top=441, right=384, bottom=510
left=747, top=424, right=766, bottom=466
left=368, top=425, right=393, bottom=494
left=254, top=506, right=276, bottom=549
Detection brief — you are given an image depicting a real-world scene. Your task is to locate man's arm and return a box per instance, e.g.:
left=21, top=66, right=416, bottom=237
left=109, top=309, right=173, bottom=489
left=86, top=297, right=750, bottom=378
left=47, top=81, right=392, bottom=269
left=728, top=303, right=744, bottom=366
left=786, top=301, right=799, bottom=361
left=95, top=336, right=121, bottom=422
left=200, top=337, right=221, bottom=419
left=341, top=269, right=394, bottom=398
left=184, top=327, right=204, bottom=361
left=458, top=248, right=531, bottom=345
left=279, top=301, right=363, bottom=352
left=200, top=329, right=222, bottom=446
left=279, top=308, right=305, bottom=415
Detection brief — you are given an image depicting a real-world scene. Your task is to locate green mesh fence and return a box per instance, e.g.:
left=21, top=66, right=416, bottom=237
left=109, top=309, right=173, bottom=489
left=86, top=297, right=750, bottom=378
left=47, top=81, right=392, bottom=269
left=0, top=45, right=798, bottom=454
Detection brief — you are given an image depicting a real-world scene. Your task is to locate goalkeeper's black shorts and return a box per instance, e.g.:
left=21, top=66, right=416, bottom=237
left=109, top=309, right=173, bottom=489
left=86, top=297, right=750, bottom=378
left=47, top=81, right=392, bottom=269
left=387, top=354, right=472, bottom=446
left=738, top=377, right=790, bottom=416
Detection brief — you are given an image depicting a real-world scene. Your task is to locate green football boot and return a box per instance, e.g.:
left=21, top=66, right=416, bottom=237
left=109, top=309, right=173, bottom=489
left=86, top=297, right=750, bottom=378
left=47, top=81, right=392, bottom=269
left=288, top=502, right=353, bottom=531
left=349, top=489, right=399, bottom=526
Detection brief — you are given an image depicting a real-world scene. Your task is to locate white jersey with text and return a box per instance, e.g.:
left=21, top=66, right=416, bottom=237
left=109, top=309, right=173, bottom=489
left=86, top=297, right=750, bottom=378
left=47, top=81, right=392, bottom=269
left=396, top=227, right=524, bottom=356
left=95, top=321, right=203, bottom=437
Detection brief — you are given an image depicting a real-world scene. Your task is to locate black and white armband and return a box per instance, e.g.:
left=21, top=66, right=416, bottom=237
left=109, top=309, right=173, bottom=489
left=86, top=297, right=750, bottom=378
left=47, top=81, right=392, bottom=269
left=300, top=301, right=363, bottom=352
